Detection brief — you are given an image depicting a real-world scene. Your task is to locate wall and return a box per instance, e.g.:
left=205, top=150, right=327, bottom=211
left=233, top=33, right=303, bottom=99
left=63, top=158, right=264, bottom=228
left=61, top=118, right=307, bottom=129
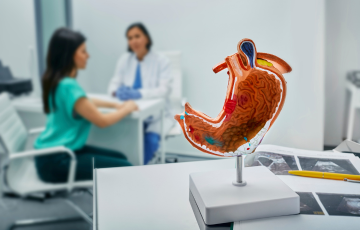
left=38, top=0, right=68, bottom=73
left=72, top=0, right=325, bottom=154
left=0, top=0, right=38, bottom=82
left=324, top=0, right=360, bottom=146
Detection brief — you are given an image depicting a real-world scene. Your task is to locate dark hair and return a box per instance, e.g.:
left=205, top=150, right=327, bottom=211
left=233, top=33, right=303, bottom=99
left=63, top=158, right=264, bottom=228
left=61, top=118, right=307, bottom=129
left=42, top=28, right=86, bottom=114
left=126, top=22, right=152, bottom=52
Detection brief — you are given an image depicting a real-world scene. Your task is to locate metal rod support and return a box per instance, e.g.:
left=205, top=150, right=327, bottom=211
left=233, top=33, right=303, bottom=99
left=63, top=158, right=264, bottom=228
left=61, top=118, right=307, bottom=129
left=236, top=155, right=243, bottom=183
left=233, top=155, right=247, bottom=186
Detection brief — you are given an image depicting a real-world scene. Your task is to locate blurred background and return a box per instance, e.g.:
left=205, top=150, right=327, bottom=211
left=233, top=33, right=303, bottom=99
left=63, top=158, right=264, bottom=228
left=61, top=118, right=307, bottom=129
left=0, top=0, right=359, bottom=229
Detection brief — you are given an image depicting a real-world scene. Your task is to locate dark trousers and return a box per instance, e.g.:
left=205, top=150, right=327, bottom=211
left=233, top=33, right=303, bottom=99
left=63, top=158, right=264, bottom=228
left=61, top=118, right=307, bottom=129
left=35, top=145, right=132, bottom=183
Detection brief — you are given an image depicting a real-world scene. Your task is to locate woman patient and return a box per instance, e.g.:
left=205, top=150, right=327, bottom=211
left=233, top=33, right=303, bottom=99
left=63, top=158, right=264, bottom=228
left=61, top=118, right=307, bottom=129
left=34, top=28, right=138, bottom=183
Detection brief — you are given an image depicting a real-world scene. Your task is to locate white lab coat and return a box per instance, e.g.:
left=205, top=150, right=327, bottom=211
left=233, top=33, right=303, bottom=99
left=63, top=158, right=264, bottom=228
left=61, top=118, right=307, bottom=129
left=108, top=50, right=174, bottom=134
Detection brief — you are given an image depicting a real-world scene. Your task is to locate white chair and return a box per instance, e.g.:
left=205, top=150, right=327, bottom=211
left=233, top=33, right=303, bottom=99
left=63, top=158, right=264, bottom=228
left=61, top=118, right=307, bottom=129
left=161, top=51, right=183, bottom=102
left=147, top=52, right=184, bottom=165
left=0, top=92, right=93, bottom=229
left=346, top=79, right=360, bottom=141
left=159, top=51, right=184, bottom=137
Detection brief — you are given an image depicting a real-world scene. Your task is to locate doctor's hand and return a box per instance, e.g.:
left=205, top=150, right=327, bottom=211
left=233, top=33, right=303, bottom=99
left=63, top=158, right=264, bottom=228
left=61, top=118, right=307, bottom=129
left=116, top=86, right=142, bottom=101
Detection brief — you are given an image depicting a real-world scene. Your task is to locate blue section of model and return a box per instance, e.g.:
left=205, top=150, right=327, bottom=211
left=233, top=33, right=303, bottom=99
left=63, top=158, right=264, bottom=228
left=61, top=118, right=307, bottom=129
left=241, top=42, right=255, bottom=68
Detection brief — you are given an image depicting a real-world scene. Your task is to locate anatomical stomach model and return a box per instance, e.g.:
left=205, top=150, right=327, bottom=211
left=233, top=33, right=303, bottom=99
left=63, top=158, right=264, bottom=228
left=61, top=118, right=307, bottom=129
left=175, top=38, right=292, bottom=157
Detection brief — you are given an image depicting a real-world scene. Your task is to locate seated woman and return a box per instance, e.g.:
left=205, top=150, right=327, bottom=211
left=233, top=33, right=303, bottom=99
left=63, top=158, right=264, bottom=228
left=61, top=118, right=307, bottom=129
left=35, top=28, right=138, bottom=183
left=108, top=23, right=174, bottom=164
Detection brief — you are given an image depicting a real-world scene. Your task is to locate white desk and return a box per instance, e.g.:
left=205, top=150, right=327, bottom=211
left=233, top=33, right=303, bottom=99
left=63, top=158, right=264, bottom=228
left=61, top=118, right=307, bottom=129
left=12, top=94, right=165, bottom=165
left=93, top=159, right=233, bottom=230
left=93, top=159, right=360, bottom=230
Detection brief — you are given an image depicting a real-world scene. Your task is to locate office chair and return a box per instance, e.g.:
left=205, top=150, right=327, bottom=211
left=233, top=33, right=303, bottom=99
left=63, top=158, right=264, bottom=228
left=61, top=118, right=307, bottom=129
left=159, top=51, right=184, bottom=137
left=346, top=71, right=360, bottom=142
left=0, top=92, right=93, bottom=229
left=147, top=51, right=184, bottom=165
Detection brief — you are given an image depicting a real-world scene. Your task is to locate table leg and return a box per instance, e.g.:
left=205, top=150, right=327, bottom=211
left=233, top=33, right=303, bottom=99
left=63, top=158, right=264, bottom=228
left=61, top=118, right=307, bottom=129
left=160, top=109, right=165, bottom=164
left=138, top=119, right=144, bottom=165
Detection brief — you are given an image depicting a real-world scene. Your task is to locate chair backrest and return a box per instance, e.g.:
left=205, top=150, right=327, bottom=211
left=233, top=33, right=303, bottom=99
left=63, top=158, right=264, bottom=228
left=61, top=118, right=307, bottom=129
left=159, top=51, right=182, bottom=101
left=0, top=93, right=27, bottom=154
left=0, top=93, right=39, bottom=195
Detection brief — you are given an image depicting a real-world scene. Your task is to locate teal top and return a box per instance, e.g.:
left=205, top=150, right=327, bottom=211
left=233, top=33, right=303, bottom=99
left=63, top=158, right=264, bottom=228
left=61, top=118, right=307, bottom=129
left=34, top=77, right=91, bottom=151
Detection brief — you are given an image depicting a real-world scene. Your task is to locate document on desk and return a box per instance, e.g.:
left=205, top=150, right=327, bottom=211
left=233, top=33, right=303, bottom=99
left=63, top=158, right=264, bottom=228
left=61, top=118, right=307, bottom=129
left=234, top=145, right=360, bottom=230
left=245, top=144, right=360, bottom=175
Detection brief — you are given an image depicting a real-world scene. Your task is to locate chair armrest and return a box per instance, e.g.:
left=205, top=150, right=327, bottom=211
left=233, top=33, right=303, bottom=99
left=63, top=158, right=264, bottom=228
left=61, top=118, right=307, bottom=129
left=25, top=127, right=45, bottom=150
left=8, top=146, right=77, bottom=191
left=28, top=127, right=45, bottom=135
left=10, top=146, right=75, bottom=160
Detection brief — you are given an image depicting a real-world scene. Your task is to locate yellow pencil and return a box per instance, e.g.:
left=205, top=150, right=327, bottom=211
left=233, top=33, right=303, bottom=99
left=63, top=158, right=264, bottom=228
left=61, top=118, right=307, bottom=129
left=288, top=170, right=360, bottom=181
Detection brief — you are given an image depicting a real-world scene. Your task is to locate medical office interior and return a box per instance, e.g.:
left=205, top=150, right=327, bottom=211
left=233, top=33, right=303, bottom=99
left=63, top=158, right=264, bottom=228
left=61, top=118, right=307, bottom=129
left=1, top=0, right=360, bottom=229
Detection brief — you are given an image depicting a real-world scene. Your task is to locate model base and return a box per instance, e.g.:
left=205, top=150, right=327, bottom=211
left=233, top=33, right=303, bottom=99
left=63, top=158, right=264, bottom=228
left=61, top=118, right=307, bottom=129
left=189, top=166, right=300, bottom=225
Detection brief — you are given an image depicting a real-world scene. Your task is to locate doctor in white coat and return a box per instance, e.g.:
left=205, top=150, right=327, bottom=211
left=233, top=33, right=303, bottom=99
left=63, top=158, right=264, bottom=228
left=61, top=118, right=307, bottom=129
left=108, top=23, right=174, bottom=164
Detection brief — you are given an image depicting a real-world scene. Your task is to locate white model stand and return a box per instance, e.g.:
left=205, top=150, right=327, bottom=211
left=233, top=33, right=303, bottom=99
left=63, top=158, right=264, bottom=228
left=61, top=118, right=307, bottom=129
left=189, top=156, right=300, bottom=225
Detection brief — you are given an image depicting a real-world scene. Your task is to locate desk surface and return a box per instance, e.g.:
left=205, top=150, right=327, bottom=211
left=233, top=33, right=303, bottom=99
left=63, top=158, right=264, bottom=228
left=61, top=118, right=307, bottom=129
left=94, top=158, right=360, bottom=230
left=94, top=159, right=233, bottom=230
left=12, top=94, right=164, bottom=119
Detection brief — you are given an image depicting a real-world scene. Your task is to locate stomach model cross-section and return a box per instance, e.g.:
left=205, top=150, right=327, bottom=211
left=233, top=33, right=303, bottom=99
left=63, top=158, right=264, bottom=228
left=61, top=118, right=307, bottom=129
left=174, top=38, right=292, bottom=157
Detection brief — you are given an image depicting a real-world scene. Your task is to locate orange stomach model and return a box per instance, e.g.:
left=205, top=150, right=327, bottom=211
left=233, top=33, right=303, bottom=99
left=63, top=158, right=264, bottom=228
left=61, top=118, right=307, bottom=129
left=174, top=38, right=292, bottom=157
